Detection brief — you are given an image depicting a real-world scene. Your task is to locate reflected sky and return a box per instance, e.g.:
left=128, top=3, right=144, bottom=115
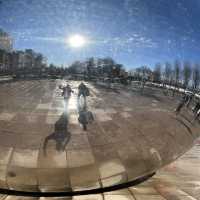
left=0, top=0, right=200, bottom=68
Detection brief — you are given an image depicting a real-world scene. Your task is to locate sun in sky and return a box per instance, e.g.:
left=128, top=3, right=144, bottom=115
left=67, top=34, right=87, bottom=48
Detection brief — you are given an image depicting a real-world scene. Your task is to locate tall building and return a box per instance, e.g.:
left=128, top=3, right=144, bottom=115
left=24, top=49, right=35, bottom=68
left=10, top=51, right=25, bottom=71
left=0, top=49, right=7, bottom=70
left=0, top=29, right=13, bottom=52
left=0, top=30, right=46, bottom=73
left=17, top=51, right=25, bottom=69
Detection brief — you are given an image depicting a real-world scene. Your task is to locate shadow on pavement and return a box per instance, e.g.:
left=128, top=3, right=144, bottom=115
left=140, top=87, right=163, bottom=101
left=175, top=117, right=193, bottom=136
left=43, top=111, right=71, bottom=155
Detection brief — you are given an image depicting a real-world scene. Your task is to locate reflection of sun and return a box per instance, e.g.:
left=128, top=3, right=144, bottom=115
left=67, top=34, right=87, bottom=48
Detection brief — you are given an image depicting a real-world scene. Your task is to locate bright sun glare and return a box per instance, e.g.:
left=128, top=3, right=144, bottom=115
left=67, top=34, right=87, bottom=48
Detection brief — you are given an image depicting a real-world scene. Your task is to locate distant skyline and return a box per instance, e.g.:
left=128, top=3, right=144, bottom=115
left=1, top=0, right=200, bottom=69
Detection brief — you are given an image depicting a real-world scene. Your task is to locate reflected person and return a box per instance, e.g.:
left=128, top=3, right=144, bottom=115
left=62, top=84, right=73, bottom=101
left=77, top=92, right=94, bottom=131
left=175, top=94, right=189, bottom=114
left=192, top=101, right=200, bottom=123
left=78, top=107, right=94, bottom=131
left=61, top=84, right=74, bottom=111
left=78, top=82, right=89, bottom=108
left=192, top=101, right=200, bottom=114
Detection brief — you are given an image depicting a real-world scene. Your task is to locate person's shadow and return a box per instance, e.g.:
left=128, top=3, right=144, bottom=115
left=43, top=111, right=71, bottom=155
left=77, top=95, right=94, bottom=131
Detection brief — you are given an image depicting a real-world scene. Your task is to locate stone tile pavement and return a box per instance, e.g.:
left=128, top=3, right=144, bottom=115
left=0, top=143, right=200, bottom=199
left=0, top=79, right=199, bottom=193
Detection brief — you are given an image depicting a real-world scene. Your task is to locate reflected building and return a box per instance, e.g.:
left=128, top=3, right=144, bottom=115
left=10, top=51, right=25, bottom=71
left=0, top=0, right=200, bottom=197
left=0, top=29, right=13, bottom=71
left=0, top=49, right=7, bottom=71
left=0, top=29, right=13, bottom=52
left=24, top=49, right=36, bottom=69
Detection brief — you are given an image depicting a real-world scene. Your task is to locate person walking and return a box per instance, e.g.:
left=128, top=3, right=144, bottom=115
left=78, top=82, right=89, bottom=108
left=192, top=101, right=200, bottom=123
left=192, top=101, right=200, bottom=114
left=175, top=94, right=188, bottom=114
left=186, top=93, right=194, bottom=108
left=62, top=84, right=73, bottom=100
left=61, top=84, right=74, bottom=112
left=77, top=104, right=94, bottom=131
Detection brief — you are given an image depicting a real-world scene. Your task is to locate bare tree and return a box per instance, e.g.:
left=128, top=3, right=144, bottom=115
left=162, top=62, right=173, bottom=95
left=172, top=60, right=181, bottom=96
left=140, top=66, right=152, bottom=92
left=135, top=67, right=142, bottom=81
left=86, top=57, right=95, bottom=79
left=192, top=64, right=200, bottom=93
left=153, top=63, right=162, bottom=83
left=164, top=62, right=172, bottom=85
left=183, top=61, right=192, bottom=90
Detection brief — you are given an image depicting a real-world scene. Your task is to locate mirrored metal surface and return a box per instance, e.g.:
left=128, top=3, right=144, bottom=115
left=0, top=0, right=200, bottom=194
left=0, top=79, right=199, bottom=192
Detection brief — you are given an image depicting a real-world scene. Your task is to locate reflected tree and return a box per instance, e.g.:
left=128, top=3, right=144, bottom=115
left=162, top=62, right=173, bottom=95
left=86, top=57, right=95, bottom=79
left=140, top=66, right=152, bottom=92
left=173, top=60, right=181, bottom=96
left=153, top=63, right=162, bottom=83
left=164, top=62, right=173, bottom=85
left=183, top=61, right=192, bottom=90
left=192, top=64, right=200, bottom=93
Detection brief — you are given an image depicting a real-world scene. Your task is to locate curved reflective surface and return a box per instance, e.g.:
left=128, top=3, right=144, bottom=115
left=0, top=0, right=200, bottom=194
left=0, top=79, right=199, bottom=193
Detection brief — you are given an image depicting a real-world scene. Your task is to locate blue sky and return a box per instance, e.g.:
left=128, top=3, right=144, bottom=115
left=0, top=0, right=200, bottom=69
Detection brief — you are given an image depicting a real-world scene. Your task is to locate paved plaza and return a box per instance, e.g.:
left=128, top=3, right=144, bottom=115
left=0, top=79, right=199, bottom=193
left=0, top=143, right=200, bottom=199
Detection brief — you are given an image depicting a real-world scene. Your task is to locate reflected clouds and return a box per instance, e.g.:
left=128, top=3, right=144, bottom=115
left=2, top=0, right=200, bottom=66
